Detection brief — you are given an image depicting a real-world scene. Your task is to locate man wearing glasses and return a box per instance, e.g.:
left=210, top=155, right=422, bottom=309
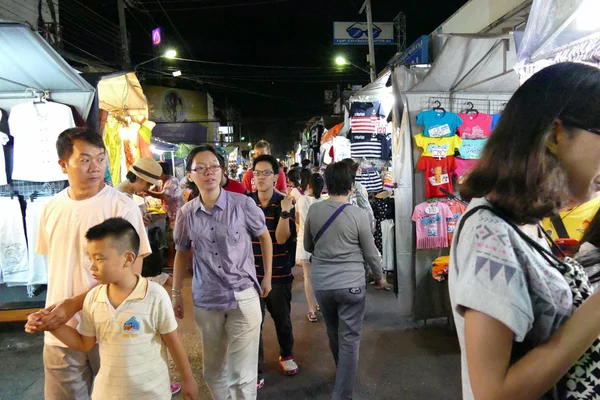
left=250, top=154, right=299, bottom=390
left=242, top=140, right=288, bottom=193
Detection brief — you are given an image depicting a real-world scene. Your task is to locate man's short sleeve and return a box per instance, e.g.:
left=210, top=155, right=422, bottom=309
left=276, top=171, right=287, bottom=192
left=77, top=291, right=97, bottom=338
left=242, top=170, right=254, bottom=192
left=123, top=207, right=151, bottom=258
left=154, top=285, right=178, bottom=334
left=173, top=205, right=192, bottom=251
left=452, top=214, right=534, bottom=342
left=36, top=205, right=49, bottom=256
left=244, top=196, right=267, bottom=237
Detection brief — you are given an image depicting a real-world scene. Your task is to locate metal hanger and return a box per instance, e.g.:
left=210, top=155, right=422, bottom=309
left=432, top=100, right=446, bottom=117
left=465, top=102, right=479, bottom=118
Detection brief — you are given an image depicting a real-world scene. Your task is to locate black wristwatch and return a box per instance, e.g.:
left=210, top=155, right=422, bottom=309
left=281, top=211, right=291, bottom=219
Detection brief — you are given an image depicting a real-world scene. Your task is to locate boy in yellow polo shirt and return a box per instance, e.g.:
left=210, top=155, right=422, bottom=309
left=29, top=218, right=197, bottom=400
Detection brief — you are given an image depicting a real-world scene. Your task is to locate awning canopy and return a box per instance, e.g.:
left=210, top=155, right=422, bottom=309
left=515, top=0, right=600, bottom=82
left=97, top=72, right=148, bottom=119
left=0, top=22, right=95, bottom=118
left=351, top=69, right=393, bottom=102
left=409, top=34, right=519, bottom=95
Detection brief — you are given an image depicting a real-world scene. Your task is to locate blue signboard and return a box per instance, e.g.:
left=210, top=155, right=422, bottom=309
left=394, top=35, right=429, bottom=65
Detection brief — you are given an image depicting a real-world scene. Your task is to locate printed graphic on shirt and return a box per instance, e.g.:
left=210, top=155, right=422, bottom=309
left=123, top=316, right=140, bottom=336
left=457, top=139, right=487, bottom=160
left=457, top=113, right=493, bottom=139
left=416, top=110, right=463, bottom=138
left=414, top=134, right=462, bottom=158
left=412, top=202, right=452, bottom=249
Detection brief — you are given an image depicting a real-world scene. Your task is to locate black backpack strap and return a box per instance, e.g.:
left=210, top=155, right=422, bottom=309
left=551, top=214, right=569, bottom=238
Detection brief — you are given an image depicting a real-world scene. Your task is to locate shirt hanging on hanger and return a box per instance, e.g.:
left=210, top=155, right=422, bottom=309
left=9, top=101, right=75, bottom=182
left=0, top=197, right=28, bottom=286
left=414, top=133, right=462, bottom=158
left=416, top=110, right=463, bottom=138
left=350, top=133, right=383, bottom=158
left=412, top=201, right=452, bottom=249
left=417, top=156, right=457, bottom=198
left=457, top=113, right=493, bottom=139
left=457, top=138, right=487, bottom=160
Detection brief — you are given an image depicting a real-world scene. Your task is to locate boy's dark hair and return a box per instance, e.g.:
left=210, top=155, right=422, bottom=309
left=461, top=62, right=600, bottom=224
left=299, top=168, right=313, bottom=191
left=159, top=162, right=172, bottom=176
left=287, top=168, right=301, bottom=186
left=126, top=171, right=138, bottom=183
left=309, top=173, right=325, bottom=199
left=253, top=154, right=279, bottom=175
left=56, top=128, right=105, bottom=160
left=185, top=145, right=221, bottom=172
left=340, top=158, right=360, bottom=174
left=302, top=159, right=311, bottom=168
left=85, top=218, right=140, bottom=257
left=325, top=162, right=355, bottom=196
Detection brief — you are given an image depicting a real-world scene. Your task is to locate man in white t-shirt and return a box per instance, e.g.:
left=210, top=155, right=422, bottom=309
left=25, top=127, right=151, bottom=400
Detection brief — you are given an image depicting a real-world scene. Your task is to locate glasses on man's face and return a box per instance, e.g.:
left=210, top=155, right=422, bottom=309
left=191, top=165, right=221, bottom=175
left=254, top=170, right=274, bottom=177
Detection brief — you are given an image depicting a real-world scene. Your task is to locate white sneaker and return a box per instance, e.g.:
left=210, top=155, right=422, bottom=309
left=279, top=356, right=299, bottom=375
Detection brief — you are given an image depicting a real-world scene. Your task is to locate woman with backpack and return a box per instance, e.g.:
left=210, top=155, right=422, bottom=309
left=450, top=62, right=600, bottom=400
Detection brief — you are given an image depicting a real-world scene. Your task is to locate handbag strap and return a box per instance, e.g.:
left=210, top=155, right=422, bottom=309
left=455, top=205, right=567, bottom=271
left=314, top=203, right=351, bottom=244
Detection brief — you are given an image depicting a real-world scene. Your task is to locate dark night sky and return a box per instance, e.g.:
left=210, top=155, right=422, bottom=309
left=94, top=0, right=468, bottom=154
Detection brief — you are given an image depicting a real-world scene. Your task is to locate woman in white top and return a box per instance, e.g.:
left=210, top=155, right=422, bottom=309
left=296, top=173, right=325, bottom=322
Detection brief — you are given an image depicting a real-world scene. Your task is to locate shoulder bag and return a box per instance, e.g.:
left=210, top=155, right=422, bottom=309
left=456, top=205, right=600, bottom=399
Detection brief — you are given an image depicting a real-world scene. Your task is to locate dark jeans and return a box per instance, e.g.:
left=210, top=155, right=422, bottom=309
left=258, top=282, right=294, bottom=377
left=316, top=286, right=366, bottom=400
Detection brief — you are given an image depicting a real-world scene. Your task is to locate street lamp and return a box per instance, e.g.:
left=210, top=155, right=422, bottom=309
left=334, top=55, right=370, bottom=74
left=134, top=49, right=177, bottom=71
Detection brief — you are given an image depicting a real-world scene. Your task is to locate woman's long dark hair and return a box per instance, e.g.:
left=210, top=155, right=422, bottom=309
left=309, top=173, right=324, bottom=199
left=460, top=62, right=600, bottom=224
left=299, top=168, right=312, bottom=192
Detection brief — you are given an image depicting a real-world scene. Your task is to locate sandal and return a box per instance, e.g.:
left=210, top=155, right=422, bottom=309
left=307, top=312, right=318, bottom=322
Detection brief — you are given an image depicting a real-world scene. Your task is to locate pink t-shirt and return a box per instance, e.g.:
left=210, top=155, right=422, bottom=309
left=412, top=202, right=452, bottom=249
left=453, top=158, right=479, bottom=184
left=457, top=113, right=493, bottom=139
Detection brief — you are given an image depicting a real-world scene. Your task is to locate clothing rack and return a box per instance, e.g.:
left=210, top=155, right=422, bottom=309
left=0, top=180, right=64, bottom=199
left=420, top=97, right=508, bottom=115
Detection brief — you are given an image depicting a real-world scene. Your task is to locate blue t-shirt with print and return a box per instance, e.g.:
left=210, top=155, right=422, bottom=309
left=457, top=139, right=487, bottom=160
left=417, top=110, right=463, bottom=138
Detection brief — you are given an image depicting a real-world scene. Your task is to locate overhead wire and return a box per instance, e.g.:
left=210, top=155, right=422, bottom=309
left=172, top=57, right=346, bottom=70
left=10, top=0, right=119, bottom=50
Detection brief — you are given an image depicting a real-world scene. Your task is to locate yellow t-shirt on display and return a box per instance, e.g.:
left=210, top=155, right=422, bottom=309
left=414, top=133, right=463, bottom=158
left=542, top=196, right=600, bottom=240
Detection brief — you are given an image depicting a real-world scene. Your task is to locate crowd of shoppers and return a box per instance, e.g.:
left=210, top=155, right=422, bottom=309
left=21, top=62, right=600, bottom=400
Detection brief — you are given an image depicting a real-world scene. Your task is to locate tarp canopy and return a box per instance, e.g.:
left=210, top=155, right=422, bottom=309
left=410, top=34, right=519, bottom=94
left=150, top=137, right=178, bottom=152
left=0, top=22, right=95, bottom=118
left=351, top=69, right=393, bottom=102
left=97, top=72, right=148, bottom=119
left=515, top=0, right=600, bottom=82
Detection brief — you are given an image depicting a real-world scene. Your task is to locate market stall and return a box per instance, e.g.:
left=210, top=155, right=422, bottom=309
left=390, top=33, right=520, bottom=319
left=0, top=22, right=95, bottom=318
